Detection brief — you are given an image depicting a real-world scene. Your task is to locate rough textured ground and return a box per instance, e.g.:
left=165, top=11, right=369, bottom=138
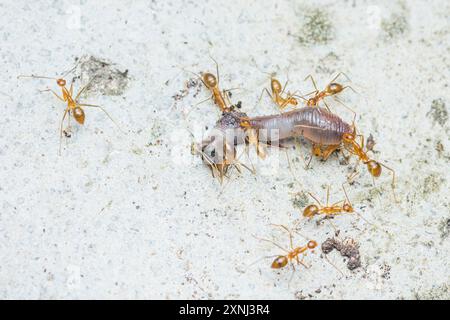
left=0, top=0, right=449, bottom=299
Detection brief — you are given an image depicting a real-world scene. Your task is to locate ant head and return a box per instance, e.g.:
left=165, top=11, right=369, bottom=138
left=202, top=73, right=217, bottom=89
left=303, top=204, right=319, bottom=218
left=307, top=240, right=318, bottom=249
left=307, top=97, right=316, bottom=106
left=326, top=83, right=343, bottom=94
left=240, top=119, right=251, bottom=128
left=56, top=78, right=66, bottom=87
left=366, top=160, right=382, bottom=177
left=343, top=203, right=353, bottom=213
left=73, top=107, right=85, bottom=125
left=342, top=132, right=355, bottom=143
left=271, top=78, right=282, bottom=93
left=289, top=97, right=298, bottom=105
left=271, top=255, right=288, bottom=269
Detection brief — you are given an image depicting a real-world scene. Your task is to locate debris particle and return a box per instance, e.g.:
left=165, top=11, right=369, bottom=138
left=366, top=134, right=376, bottom=152
left=381, top=14, right=409, bottom=40
left=78, top=55, right=130, bottom=96
left=321, top=237, right=361, bottom=270
left=427, top=99, right=448, bottom=126
left=422, top=173, right=444, bottom=195
left=297, top=9, right=334, bottom=45
left=172, top=77, right=202, bottom=103
left=291, top=191, right=309, bottom=210
left=438, top=218, right=450, bottom=241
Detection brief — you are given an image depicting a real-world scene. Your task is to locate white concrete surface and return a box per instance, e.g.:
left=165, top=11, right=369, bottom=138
left=0, top=0, right=449, bottom=299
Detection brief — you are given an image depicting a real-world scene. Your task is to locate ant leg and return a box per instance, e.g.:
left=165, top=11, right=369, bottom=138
left=39, top=89, right=65, bottom=102
left=329, top=72, right=352, bottom=85
left=280, top=79, right=289, bottom=96
left=304, top=74, right=320, bottom=92
left=293, top=89, right=318, bottom=102
left=334, top=96, right=357, bottom=123
left=270, top=224, right=294, bottom=250
left=380, top=162, right=396, bottom=188
left=257, top=87, right=275, bottom=108
left=321, top=99, right=332, bottom=112
left=195, top=94, right=214, bottom=107
left=287, top=263, right=296, bottom=288
left=341, top=183, right=352, bottom=206
left=324, top=218, right=339, bottom=234
left=341, top=85, right=357, bottom=94
left=380, top=162, right=398, bottom=202
left=75, top=75, right=98, bottom=101
left=326, top=185, right=331, bottom=206
left=252, top=235, right=290, bottom=253
left=69, top=78, right=74, bottom=96
left=323, top=253, right=345, bottom=277
left=209, top=55, right=221, bottom=85
left=347, top=164, right=360, bottom=184
left=307, top=191, right=323, bottom=206
left=59, top=108, right=69, bottom=155
left=77, top=103, right=124, bottom=133
left=305, top=153, right=313, bottom=169
left=355, top=134, right=365, bottom=150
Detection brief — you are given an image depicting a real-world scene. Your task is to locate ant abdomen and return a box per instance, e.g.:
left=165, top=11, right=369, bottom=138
left=366, top=160, right=381, bottom=177
left=73, top=107, right=85, bottom=124
left=327, top=83, right=343, bottom=94
left=202, top=73, right=217, bottom=89
left=303, top=204, right=319, bottom=217
left=271, top=256, right=288, bottom=269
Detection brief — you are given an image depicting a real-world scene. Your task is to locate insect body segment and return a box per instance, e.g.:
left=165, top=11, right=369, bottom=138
left=303, top=73, right=356, bottom=111
left=303, top=185, right=354, bottom=218
left=342, top=131, right=395, bottom=187
left=264, top=77, right=298, bottom=110
left=240, top=107, right=352, bottom=146
left=18, top=73, right=122, bottom=154
left=271, top=239, right=317, bottom=269
left=201, top=72, right=231, bottom=113
left=254, top=224, right=317, bottom=272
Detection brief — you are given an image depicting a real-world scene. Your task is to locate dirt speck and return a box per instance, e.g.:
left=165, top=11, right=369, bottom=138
left=427, top=99, right=448, bottom=126
left=291, top=191, right=309, bottom=210
left=422, top=173, right=444, bottom=196
left=414, top=283, right=450, bottom=300
left=322, top=237, right=361, bottom=270
left=78, top=55, right=130, bottom=96
left=438, top=218, right=450, bottom=241
left=297, top=9, right=334, bottom=46
left=315, top=52, right=340, bottom=74
left=381, top=14, right=409, bottom=40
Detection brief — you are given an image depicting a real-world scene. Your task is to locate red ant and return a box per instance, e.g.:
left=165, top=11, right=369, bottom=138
left=18, top=70, right=122, bottom=154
